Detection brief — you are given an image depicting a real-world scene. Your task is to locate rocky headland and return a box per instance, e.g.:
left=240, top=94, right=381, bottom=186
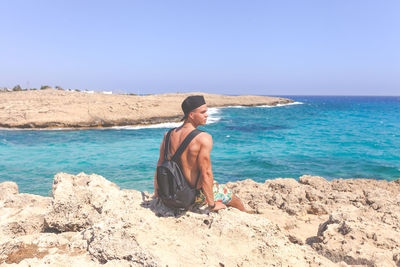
left=1, top=173, right=399, bottom=266
left=0, top=89, right=292, bottom=129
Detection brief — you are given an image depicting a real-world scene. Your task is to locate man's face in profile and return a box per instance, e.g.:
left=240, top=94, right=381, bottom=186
left=190, top=104, right=208, bottom=125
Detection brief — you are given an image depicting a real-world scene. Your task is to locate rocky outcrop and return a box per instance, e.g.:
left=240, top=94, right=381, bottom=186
left=44, top=173, right=123, bottom=232
left=1, top=173, right=400, bottom=266
left=0, top=182, right=51, bottom=242
left=0, top=90, right=293, bottom=129
left=0, top=182, right=18, bottom=200
left=228, top=175, right=400, bottom=267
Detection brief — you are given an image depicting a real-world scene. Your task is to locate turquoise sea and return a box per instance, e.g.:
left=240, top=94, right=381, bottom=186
left=1, top=96, right=399, bottom=196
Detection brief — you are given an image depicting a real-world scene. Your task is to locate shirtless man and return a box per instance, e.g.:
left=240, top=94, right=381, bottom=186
left=154, top=95, right=248, bottom=212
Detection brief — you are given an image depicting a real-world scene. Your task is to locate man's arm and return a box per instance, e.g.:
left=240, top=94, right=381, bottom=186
left=153, top=132, right=167, bottom=197
left=198, top=133, right=226, bottom=211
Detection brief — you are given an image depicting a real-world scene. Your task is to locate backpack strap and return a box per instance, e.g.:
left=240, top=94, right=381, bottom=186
left=171, top=129, right=203, bottom=162
left=163, top=128, right=175, bottom=161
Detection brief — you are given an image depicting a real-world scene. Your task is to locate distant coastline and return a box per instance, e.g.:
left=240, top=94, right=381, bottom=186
left=0, top=89, right=293, bottom=129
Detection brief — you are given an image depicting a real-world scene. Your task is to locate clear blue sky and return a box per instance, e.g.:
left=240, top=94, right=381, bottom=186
left=1, top=0, right=399, bottom=95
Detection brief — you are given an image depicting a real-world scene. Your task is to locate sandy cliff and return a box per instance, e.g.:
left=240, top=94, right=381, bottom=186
left=0, top=90, right=292, bottom=129
left=1, top=173, right=399, bottom=266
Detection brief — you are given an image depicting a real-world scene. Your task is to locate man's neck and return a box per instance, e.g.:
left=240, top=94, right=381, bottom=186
left=181, top=121, right=197, bottom=130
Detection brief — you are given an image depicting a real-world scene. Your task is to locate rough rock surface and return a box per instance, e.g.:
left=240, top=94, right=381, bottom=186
left=44, top=173, right=122, bottom=232
left=0, top=182, right=51, bottom=242
left=1, top=173, right=399, bottom=266
left=0, top=89, right=293, bottom=129
left=228, top=175, right=400, bottom=267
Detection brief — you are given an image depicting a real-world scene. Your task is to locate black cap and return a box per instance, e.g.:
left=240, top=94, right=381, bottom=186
left=181, top=95, right=206, bottom=121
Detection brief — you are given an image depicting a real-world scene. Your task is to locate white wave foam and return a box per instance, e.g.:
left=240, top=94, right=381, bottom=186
left=259, top=101, right=303, bottom=108
left=121, top=103, right=300, bottom=130
left=111, top=122, right=182, bottom=130
left=111, top=107, right=221, bottom=130
left=206, top=107, right=221, bottom=124
left=227, top=105, right=246, bottom=108
left=224, top=102, right=303, bottom=109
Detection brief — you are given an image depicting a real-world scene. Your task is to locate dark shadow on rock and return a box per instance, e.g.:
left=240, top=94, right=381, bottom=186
left=41, top=227, right=61, bottom=234
left=288, top=234, right=304, bottom=245
left=140, top=191, right=210, bottom=218
left=306, top=236, right=321, bottom=246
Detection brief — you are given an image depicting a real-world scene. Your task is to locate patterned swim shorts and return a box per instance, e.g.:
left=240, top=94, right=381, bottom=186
left=195, top=180, right=233, bottom=205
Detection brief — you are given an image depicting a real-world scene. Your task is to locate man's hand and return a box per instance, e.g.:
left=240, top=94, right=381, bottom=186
left=211, top=202, right=226, bottom=211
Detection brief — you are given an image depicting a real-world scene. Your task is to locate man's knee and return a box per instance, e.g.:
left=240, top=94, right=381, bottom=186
left=228, top=194, right=240, bottom=205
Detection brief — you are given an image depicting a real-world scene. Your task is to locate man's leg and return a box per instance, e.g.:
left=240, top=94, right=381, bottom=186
left=212, top=181, right=252, bottom=213
left=227, top=194, right=250, bottom=213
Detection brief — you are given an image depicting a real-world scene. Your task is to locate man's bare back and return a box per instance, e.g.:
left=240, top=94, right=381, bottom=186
left=162, top=127, right=211, bottom=190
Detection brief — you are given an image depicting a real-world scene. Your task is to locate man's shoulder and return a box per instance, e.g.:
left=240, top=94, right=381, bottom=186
left=196, top=131, right=212, bottom=145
